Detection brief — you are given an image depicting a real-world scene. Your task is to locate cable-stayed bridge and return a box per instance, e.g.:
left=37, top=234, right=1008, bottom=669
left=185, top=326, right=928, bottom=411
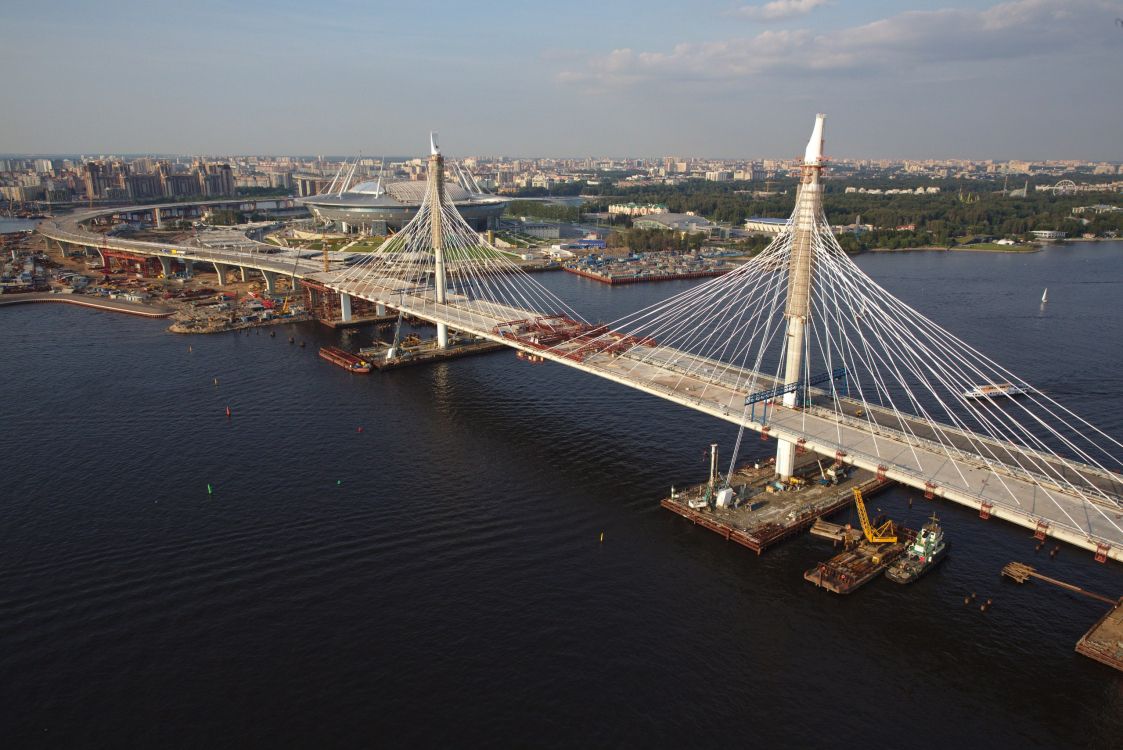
left=316, top=126, right=1123, bottom=563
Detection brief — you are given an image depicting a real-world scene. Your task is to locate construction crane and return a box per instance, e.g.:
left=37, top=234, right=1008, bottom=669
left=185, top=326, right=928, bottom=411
left=852, top=487, right=897, bottom=543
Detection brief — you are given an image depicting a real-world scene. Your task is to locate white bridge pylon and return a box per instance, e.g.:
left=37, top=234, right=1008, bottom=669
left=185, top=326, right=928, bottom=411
left=321, top=124, right=1123, bottom=563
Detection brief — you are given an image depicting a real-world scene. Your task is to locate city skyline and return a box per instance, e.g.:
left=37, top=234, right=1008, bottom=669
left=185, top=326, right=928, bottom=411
left=1, top=0, right=1121, bottom=159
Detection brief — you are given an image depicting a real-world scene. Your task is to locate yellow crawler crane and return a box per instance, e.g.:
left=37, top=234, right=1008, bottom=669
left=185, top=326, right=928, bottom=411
left=852, top=487, right=897, bottom=543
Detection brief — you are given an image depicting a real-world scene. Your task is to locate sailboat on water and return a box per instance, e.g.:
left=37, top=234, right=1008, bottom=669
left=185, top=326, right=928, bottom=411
left=1041, top=288, right=1048, bottom=304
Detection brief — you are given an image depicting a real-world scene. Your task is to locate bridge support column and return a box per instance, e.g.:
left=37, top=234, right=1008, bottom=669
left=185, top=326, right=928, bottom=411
left=775, top=114, right=825, bottom=479
left=775, top=441, right=797, bottom=480
left=262, top=270, right=277, bottom=294
left=184, top=260, right=194, bottom=278
left=212, top=262, right=229, bottom=286
left=158, top=256, right=173, bottom=278
left=340, top=292, right=353, bottom=323
left=376, top=302, right=386, bottom=316
left=239, top=266, right=247, bottom=282
left=154, top=208, right=163, bottom=229
left=97, top=248, right=109, bottom=271
left=429, top=137, right=449, bottom=349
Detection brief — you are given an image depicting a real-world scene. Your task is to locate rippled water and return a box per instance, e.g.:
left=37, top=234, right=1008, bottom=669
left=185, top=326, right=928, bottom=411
left=1, top=242, right=1121, bottom=747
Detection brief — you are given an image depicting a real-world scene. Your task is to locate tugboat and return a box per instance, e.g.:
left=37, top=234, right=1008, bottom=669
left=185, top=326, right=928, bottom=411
left=886, top=513, right=948, bottom=584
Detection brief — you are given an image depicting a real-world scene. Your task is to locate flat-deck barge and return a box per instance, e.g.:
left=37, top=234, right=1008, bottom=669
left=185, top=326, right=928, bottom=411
left=319, top=345, right=372, bottom=373
left=358, top=336, right=505, bottom=371
left=660, top=459, right=892, bottom=554
left=803, top=535, right=912, bottom=594
left=1075, top=599, right=1123, bottom=672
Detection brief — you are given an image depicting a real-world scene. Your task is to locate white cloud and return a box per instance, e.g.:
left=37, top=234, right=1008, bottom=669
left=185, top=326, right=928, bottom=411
left=736, top=0, right=830, bottom=22
left=559, top=0, right=1118, bottom=89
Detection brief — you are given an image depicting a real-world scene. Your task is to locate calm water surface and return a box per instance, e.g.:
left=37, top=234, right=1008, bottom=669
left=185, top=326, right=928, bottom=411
left=1, top=242, right=1122, bottom=747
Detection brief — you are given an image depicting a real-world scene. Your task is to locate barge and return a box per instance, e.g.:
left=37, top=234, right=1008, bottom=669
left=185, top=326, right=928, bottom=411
left=318, top=345, right=372, bottom=373
left=660, top=453, right=892, bottom=555
left=357, top=336, right=504, bottom=371
left=804, top=536, right=911, bottom=594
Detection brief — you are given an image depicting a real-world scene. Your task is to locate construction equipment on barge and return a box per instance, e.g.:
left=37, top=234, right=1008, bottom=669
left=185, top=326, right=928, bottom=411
left=804, top=487, right=909, bottom=594
left=660, top=451, right=892, bottom=555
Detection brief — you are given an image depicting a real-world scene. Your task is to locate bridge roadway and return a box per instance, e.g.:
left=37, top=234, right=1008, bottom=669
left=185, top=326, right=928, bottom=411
left=322, top=273, right=1123, bottom=563
left=36, top=201, right=333, bottom=287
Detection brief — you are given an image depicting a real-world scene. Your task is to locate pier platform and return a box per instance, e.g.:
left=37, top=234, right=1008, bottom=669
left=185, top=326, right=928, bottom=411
left=1075, top=600, right=1123, bottom=672
left=660, top=459, right=892, bottom=554
left=359, top=335, right=505, bottom=371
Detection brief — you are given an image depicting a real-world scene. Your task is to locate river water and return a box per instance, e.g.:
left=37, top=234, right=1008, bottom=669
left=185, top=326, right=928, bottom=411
left=1, top=242, right=1121, bottom=747
left=0, top=218, right=41, bottom=234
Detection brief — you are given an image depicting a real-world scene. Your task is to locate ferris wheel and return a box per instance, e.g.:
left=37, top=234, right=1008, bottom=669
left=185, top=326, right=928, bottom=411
left=1053, top=179, right=1077, bottom=196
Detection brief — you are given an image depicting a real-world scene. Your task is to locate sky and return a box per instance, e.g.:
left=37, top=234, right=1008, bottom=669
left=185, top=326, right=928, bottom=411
left=1, top=0, right=1121, bottom=159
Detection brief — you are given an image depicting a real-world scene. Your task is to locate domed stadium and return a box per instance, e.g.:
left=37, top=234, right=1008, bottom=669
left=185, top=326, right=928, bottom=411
left=298, top=177, right=508, bottom=234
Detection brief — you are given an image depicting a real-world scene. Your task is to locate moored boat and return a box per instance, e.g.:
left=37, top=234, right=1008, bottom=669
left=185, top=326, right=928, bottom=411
left=962, top=382, right=1030, bottom=399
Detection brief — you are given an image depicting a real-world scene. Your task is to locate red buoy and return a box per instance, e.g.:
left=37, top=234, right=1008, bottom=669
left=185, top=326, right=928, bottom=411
left=357, top=427, right=364, bottom=433
left=225, top=406, right=231, bottom=418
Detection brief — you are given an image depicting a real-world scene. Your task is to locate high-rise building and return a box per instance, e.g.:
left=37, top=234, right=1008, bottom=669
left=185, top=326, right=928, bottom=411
left=83, top=161, right=129, bottom=199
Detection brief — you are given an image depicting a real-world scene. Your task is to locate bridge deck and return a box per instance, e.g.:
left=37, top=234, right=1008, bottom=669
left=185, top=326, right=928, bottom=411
left=325, top=275, right=1123, bottom=562
left=32, top=204, right=1123, bottom=562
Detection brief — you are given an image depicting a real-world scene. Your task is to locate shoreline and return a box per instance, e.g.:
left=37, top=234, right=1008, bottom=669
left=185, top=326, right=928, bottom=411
left=0, top=292, right=174, bottom=318
left=866, top=245, right=1041, bottom=254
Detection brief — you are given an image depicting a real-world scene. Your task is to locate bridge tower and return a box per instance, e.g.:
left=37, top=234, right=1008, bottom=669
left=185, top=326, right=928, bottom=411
left=776, top=113, right=825, bottom=479
left=428, top=132, right=449, bottom=348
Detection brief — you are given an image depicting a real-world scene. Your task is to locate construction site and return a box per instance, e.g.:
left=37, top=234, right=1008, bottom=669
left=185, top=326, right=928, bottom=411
left=660, top=444, right=893, bottom=556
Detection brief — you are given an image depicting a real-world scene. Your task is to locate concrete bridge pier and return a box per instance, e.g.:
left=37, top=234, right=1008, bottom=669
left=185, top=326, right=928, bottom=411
left=184, top=260, right=194, bottom=278
left=212, top=262, right=231, bottom=286
left=97, top=248, right=109, bottom=270
left=376, top=302, right=387, bottom=316
left=262, top=270, right=278, bottom=294
left=158, top=256, right=173, bottom=278
left=154, top=208, right=163, bottom=229
left=340, top=292, right=353, bottom=323
left=239, top=266, right=248, bottom=282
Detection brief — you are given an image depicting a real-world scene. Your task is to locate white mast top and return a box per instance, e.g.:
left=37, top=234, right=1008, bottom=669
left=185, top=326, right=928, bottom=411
left=430, top=132, right=440, bottom=156
left=803, top=113, right=826, bottom=165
